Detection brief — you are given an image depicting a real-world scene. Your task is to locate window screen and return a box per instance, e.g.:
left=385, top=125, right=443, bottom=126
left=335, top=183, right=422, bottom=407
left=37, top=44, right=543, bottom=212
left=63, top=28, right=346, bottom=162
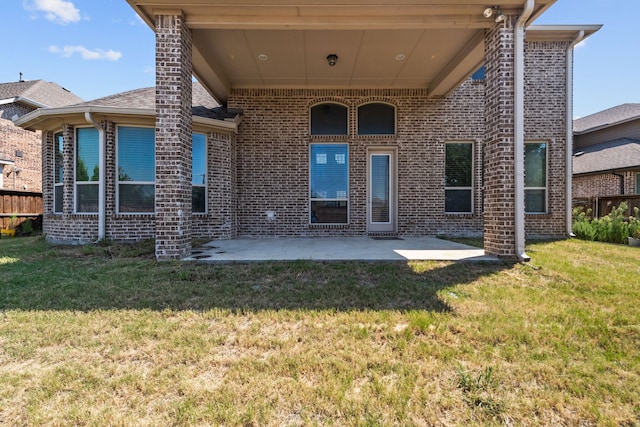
left=76, top=127, right=99, bottom=213
left=310, top=144, right=348, bottom=223
left=192, top=133, right=206, bottom=213
left=117, top=127, right=155, bottom=213
left=524, top=142, right=547, bottom=213
left=445, top=142, right=473, bottom=213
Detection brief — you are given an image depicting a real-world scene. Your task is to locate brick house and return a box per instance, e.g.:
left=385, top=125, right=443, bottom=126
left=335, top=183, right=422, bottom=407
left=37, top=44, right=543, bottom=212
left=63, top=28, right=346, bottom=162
left=16, top=0, right=600, bottom=260
left=0, top=80, right=83, bottom=191
left=573, top=104, right=640, bottom=200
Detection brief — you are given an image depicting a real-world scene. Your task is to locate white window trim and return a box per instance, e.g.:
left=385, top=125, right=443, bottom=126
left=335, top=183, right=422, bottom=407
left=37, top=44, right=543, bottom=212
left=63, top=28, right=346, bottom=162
left=309, top=142, right=350, bottom=225
left=444, top=141, right=474, bottom=214
left=74, top=126, right=99, bottom=214
left=524, top=141, right=549, bottom=214
left=192, top=132, right=207, bottom=215
left=116, top=125, right=156, bottom=215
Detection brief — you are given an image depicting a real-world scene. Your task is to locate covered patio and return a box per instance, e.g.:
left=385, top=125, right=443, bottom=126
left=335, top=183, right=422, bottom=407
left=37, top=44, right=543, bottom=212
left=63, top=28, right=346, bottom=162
left=186, top=237, right=499, bottom=262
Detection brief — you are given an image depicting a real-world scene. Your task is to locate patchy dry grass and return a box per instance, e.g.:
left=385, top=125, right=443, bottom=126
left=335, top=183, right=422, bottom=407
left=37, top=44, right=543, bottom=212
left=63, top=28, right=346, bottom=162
left=0, top=237, right=639, bottom=426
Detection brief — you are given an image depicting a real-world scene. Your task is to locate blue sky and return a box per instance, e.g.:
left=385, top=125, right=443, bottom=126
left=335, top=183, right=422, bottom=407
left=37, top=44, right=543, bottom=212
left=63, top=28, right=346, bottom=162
left=2, top=0, right=638, bottom=118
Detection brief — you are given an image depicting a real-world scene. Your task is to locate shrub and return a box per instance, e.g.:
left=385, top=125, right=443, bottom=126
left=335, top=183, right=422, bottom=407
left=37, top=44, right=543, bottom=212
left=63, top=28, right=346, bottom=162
left=572, top=207, right=597, bottom=241
left=595, top=203, right=629, bottom=244
left=629, top=207, right=640, bottom=239
left=573, top=203, right=639, bottom=244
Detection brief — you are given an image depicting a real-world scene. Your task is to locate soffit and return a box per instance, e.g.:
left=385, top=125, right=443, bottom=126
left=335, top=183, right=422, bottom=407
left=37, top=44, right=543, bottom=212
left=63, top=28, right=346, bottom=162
left=127, top=0, right=556, bottom=103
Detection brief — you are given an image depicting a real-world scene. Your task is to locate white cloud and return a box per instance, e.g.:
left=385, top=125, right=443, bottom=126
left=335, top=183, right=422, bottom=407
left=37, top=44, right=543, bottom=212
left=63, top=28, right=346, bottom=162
left=49, top=45, right=123, bottom=61
left=24, top=0, right=81, bottom=24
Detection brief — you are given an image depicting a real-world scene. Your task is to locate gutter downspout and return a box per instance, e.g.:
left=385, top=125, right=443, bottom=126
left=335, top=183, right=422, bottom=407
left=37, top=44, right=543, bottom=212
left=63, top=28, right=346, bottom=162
left=85, top=112, right=106, bottom=241
left=514, top=0, right=535, bottom=261
left=566, top=30, right=585, bottom=237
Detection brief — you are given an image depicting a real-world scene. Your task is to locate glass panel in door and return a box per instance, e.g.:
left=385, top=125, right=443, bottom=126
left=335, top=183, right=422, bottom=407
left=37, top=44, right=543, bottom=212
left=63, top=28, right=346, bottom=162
left=368, top=151, right=395, bottom=232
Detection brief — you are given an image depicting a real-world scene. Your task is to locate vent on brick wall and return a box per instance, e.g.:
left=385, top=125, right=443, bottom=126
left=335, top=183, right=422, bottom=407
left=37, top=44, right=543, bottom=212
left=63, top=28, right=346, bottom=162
left=15, top=150, right=23, bottom=158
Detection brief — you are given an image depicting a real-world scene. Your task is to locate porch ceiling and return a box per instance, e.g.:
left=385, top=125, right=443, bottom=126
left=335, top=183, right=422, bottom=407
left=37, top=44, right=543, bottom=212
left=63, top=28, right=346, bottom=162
left=126, top=0, right=556, bottom=104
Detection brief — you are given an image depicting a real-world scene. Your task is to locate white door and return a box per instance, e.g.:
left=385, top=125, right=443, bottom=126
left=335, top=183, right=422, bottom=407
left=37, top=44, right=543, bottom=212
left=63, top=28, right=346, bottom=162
left=367, top=150, right=396, bottom=233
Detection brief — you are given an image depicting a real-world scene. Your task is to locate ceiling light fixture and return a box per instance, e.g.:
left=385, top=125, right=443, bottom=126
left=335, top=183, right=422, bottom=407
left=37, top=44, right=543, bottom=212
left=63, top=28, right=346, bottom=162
left=326, top=54, right=338, bottom=66
left=395, top=54, right=406, bottom=61
left=258, top=54, right=268, bottom=61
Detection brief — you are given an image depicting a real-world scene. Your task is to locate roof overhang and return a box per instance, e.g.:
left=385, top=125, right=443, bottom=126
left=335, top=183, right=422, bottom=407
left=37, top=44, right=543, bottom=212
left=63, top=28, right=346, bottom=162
left=14, top=105, right=238, bottom=134
left=0, top=96, right=48, bottom=109
left=126, top=0, right=557, bottom=104
left=526, top=24, right=602, bottom=42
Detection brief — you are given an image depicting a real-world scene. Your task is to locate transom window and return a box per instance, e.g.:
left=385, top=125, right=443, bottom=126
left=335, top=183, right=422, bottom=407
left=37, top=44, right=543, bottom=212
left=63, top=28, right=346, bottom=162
left=445, top=142, right=473, bottom=213
left=117, top=126, right=155, bottom=213
left=192, top=133, right=207, bottom=214
left=310, top=103, right=348, bottom=135
left=310, top=144, right=349, bottom=224
left=358, top=103, right=395, bottom=135
left=524, top=142, right=548, bottom=213
left=75, top=127, right=99, bottom=213
left=54, top=132, right=64, bottom=214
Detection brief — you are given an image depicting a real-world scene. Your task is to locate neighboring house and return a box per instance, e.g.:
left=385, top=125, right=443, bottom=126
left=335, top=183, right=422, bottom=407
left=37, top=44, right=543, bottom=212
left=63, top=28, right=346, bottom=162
left=573, top=104, right=640, bottom=200
left=0, top=79, right=83, bottom=191
left=16, top=0, right=601, bottom=260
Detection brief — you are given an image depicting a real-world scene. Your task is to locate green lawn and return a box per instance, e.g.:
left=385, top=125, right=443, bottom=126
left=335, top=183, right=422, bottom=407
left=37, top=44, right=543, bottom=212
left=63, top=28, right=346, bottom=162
left=1, top=236, right=639, bottom=426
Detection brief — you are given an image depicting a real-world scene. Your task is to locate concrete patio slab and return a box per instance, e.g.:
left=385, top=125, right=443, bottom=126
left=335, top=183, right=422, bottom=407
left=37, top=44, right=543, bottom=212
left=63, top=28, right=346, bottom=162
left=185, top=237, right=500, bottom=262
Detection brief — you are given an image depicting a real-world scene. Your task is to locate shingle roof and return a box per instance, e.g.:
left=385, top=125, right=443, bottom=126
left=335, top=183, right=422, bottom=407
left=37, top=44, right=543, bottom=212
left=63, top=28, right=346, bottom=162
left=70, top=80, right=238, bottom=120
left=573, top=138, right=640, bottom=175
left=0, top=80, right=83, bottom=107
left=574, top=103, right=640, bottom=134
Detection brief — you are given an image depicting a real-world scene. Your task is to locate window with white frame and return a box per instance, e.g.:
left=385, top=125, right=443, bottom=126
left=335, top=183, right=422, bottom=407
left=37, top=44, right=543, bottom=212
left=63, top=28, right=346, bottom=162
left=445, top=142, right=473, bottom=213
left=75, top=127, right=99, bottom=213
left=524, top=142, right=548, bottom=213
left=192, top=133, right=206, bottom=213
left=117, top=126, right=155, bottom=213
left=54, top=132, right=64, bottom=213
left=310, top=143, right=349, bottom=224
left=310, top=103, right=348, bottom=135
left=357, top=103, right=395, bottom=135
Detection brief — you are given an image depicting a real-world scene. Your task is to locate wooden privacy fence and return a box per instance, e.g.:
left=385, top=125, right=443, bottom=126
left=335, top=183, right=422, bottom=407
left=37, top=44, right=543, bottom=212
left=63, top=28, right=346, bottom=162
left=573, top=195, right=640, bottom=218
left=0, top=189, right=43, bottom=231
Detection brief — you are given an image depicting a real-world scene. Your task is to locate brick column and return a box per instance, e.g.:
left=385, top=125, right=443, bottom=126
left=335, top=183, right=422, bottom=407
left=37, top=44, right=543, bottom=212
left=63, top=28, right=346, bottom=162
left=155, top=12, right=193, bottom=260
left=484, top=18, right=518, bottom=259
left=62, top=123, right=74, bottom=216
left=41, top=131, right=53, bottom=214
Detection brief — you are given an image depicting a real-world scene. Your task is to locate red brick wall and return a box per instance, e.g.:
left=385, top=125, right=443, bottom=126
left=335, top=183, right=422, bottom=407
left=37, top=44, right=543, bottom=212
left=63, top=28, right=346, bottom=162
left=524, top=40, right=570, bottom=238
left=37, top=39, right=570, bottom=246
left=0, top=118, right=42, bottom=192
left=573, top=171, right=639, bottom=198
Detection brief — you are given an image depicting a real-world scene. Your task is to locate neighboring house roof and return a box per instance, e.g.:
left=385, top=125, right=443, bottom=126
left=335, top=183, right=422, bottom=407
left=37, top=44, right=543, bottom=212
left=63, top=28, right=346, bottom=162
left=0, top=80, right=83, bottom=108
left=14, top=80, right=240, bottom=131
left=574, top=103, right=640, bottom=134
left=66, top=81, right=238, bottom=120
left=573, top=138, right=640, bottom=175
